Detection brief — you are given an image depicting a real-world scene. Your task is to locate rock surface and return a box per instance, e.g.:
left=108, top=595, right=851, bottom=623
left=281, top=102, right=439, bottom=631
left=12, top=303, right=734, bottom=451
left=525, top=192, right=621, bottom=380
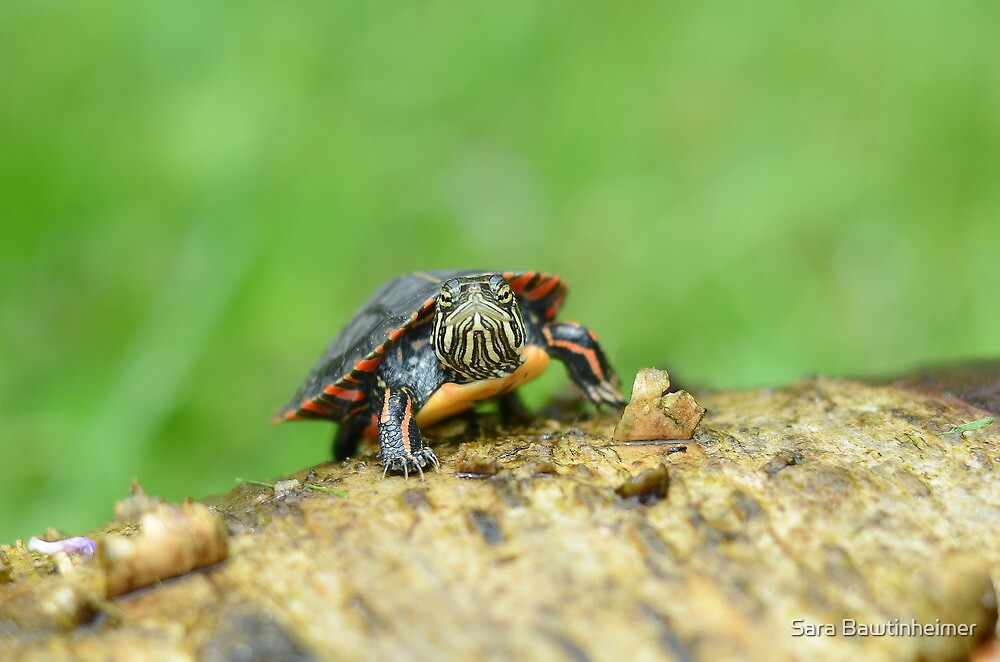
left=2, top=373, right=999, bottom=661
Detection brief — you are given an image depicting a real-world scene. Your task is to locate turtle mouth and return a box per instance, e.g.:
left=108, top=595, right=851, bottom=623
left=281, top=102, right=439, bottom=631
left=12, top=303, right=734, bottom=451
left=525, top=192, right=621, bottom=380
left=451, top=294, right=515, bottom=325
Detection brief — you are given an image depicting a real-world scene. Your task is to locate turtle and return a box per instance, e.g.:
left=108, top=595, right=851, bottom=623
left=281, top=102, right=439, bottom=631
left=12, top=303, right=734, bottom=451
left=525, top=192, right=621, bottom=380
left=276, top=270, right=625, bottom=476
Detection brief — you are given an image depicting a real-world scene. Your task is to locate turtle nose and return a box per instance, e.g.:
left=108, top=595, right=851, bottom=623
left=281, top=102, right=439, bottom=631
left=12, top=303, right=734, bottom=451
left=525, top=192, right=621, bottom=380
left=452, top=288, right=495, bottom=323
left=464, top=285, right=486, bottom=306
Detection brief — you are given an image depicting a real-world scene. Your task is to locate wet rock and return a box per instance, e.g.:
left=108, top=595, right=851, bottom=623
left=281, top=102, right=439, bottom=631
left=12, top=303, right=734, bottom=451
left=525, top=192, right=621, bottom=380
left=6, top=373, right=1000, bottom=661
left=200, top=608, right=315, bottom=662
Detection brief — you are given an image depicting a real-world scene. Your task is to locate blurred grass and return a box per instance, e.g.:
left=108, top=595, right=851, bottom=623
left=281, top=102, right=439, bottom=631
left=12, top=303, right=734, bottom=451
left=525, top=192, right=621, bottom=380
left=1, top=0, right=998, bottom=543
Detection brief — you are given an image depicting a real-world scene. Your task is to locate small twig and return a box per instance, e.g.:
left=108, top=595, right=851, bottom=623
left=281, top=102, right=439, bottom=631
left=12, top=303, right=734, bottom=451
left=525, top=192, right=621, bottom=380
left=237, top=478, right=274, bottom=488
left=943, top=417, right=995, bottom=436
left=303, top=484, right=348, bottom=497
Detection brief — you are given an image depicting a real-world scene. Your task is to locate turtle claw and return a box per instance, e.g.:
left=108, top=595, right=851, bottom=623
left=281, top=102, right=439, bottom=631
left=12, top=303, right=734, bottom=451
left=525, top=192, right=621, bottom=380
left=579, top=381, right=624, bottom=410
left=593, top=382, right=626, bottom=408
left=381, top=448, right=439, bottom=480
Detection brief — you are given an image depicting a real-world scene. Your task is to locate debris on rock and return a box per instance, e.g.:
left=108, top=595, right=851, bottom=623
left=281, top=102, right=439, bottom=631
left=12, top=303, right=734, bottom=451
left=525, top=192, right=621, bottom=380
left=272, top=479, right=301, bottom=498
left=612, top=368, right=706, bottom=442
left=454, top=448, right=502, bottom=477
left=28, top=536, right=97, bottom=557
left=0, top=549, right=10, bottom=584
left=1, top=492, right=231, bottom=638
left=99, top=501, right=229, bottom=597
left=615, top=464, right=670, bottom=505
left=0, top=570, right=105, bottom=634
left=113, top=479, right=164, bottom=521
left=942, top=416, right=995, bottom=436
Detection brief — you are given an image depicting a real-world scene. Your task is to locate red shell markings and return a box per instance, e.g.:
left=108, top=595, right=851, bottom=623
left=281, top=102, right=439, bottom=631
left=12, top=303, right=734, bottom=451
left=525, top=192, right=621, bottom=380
left=279, top=273, right=566, bottom=423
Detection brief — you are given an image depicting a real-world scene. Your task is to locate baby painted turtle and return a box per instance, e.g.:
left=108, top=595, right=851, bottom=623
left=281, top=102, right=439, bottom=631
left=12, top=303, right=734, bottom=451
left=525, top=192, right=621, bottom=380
left=277, top=270, right=624, bottom=476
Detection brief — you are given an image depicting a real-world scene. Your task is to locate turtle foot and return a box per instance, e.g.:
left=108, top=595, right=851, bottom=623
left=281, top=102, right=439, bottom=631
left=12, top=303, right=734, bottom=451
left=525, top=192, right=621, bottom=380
left=381, top=448, right=440, bottom=480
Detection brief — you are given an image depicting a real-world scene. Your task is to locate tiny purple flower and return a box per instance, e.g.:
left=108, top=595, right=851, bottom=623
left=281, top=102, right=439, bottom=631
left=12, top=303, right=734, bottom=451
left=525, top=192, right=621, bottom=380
left=28, top=536, right=97, bottom=556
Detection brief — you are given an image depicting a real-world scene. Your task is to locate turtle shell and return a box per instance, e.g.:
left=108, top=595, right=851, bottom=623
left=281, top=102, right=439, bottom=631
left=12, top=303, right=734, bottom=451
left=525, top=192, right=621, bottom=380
left=277, top=270, right=568, bottom=423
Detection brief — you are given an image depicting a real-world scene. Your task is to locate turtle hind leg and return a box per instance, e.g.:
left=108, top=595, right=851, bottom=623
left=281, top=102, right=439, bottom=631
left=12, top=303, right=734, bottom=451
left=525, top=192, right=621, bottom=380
left=332, top=417, right=368, bottom=461
left=542, top=321, right=625, bottom=407
left=378, top=385, right=439, bottom=478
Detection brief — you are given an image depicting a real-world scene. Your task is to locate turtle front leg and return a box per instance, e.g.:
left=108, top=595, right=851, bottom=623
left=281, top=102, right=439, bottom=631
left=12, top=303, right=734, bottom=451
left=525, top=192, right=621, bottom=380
left=378, top=385, right=439, bottom=478
left=542, top=322, right=625, bottom=407
left=497, top=391, right=531, bottom=422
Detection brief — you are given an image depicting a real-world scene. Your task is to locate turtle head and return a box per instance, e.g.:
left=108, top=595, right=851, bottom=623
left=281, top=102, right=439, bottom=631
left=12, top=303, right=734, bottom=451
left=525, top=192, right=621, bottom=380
left=432, top=274, right=526, bottom=380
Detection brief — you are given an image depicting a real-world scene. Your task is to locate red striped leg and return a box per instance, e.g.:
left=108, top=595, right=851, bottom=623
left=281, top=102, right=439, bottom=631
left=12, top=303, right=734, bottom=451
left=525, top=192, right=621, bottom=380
left=378, top=386, right=439, bottom=478
left=542, top=322, right=625, bottom=407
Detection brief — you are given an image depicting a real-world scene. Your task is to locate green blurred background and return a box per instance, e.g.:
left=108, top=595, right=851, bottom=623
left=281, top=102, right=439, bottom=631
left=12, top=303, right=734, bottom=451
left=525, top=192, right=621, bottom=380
left=2, top=1, right=998, bottom=543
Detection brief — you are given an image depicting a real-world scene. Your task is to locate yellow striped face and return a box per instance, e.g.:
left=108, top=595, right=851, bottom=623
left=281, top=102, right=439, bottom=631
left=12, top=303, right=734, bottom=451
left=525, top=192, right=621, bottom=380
left=432, top=274, right=526, bottom=380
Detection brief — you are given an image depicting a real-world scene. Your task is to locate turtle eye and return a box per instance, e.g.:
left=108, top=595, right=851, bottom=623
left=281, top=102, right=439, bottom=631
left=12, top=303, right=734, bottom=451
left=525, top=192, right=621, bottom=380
left=496, top=283, right=513, bottom=305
